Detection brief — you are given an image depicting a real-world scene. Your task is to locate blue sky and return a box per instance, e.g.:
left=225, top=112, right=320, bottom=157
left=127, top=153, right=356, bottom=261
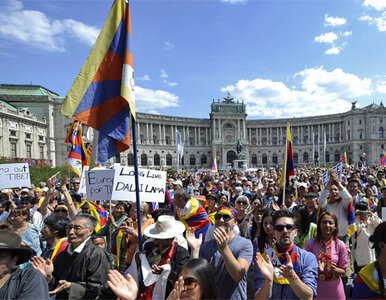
left=0, top=0, right=385, bottom=119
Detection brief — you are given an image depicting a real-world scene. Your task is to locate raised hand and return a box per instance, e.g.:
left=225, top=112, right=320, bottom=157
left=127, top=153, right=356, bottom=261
left=166, top=276, right=184, bottom=300
left=31, top=256, right=53, bottom=279
left=186, top=228, right=202, bottom=250
left=279, top=253, right=295, bottom=279
left=107, top=270, right=138, bottom=300
left=255, top=252, right=274, bottom=281
left=213, top=226, right=229, bottom=250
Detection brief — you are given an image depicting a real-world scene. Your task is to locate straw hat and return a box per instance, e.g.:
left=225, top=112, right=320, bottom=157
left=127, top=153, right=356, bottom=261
left=144, top=215, right=185, bottom=239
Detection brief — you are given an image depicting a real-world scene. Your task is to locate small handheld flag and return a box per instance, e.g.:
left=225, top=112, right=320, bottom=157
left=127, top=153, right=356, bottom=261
left=380, top=152, right=386, bottom=166
left=210, top=158, right=218, bottom=173
left=339, top=152, right=349, bottom=166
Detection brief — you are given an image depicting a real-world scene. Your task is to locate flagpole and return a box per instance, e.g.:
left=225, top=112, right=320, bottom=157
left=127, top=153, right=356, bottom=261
left=282, top=123, right=289, bottom=206
left=131, top=115, right=143, bottom=251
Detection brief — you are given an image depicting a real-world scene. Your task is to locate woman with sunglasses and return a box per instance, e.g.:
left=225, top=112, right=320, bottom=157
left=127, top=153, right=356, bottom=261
left=305, top=211, right=348, bottom=299
left=246, top=205, right=269, bottom=254
left=167, top=258, right=219, bottom=300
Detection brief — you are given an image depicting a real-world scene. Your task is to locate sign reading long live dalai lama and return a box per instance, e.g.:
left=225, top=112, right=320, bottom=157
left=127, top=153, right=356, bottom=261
left=111, top=166, right=166, bottom=202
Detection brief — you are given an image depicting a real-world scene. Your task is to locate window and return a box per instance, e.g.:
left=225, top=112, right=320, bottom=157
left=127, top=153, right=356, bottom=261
left=347, top=131, right=350, bottom=140
left=262, top=154, right=267, bottom=164
left=272, top=154, right=278, bottom=164
left=26, top=144, right=31, bottom=159
left=25, top=133, right=31, bottom=139
left=154, top=154, right=160, bottom=166
left=200, top=154, right=207, bottom=165
left=379, top=127, right=384, bottom=139
left=153, top=135, right=158, bottom=144
left=10, top=130, right=16, bottom=137
left=11, top=142, right=17, bottom=158
left=166, top=154, right=172, bottom=166
left=190, top=154, right=196, bottom=166
left=293, top=153, right=298, bottom=164
left=335, top=153, right=340, bottom=163
left=251, top=154, right=257, bottom=164
left=359, top=119, right=362, bottom=125
left=128, top=153, right=134, bottom=165
left=325, top=152, right=330, bottom=163
left=303, top=152, right=309, bottom=163
left=115, top=155, right=121, bottom=163
left=252, top=138, right=257, bottom=146
left=141, top=153, right=148, bottom=166
left=39, top=146, right=44, bottom=159
left=39, top=136, right=44, bottom=141
left=165, top=136, right=171, bottom=145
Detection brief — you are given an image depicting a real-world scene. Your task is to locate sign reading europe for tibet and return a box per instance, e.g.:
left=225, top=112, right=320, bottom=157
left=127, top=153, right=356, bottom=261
left=0, top=163, right=31, bottom=189
left=85, top=169, right=115, bottom=201
left=321, top=162, right=343, bottom=189
left=112, top=167, right=166, bottom=202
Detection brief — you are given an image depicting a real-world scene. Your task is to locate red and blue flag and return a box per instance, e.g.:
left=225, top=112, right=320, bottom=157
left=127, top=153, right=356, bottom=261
left=380, top=152, right=386, bottom=166
left=61, top=0, right=135, bottom=164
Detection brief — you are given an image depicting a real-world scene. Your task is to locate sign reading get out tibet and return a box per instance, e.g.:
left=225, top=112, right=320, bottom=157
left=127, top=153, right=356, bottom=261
left=0, top=163, right=31, bottom=189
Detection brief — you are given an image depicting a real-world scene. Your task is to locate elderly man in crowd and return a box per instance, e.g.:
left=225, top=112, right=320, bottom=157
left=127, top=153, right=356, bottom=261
left=32, top=214, right=111, bottom=299
left=187, top=205, right=253, bottom=299
left=254, top=209, right=318, bottom=299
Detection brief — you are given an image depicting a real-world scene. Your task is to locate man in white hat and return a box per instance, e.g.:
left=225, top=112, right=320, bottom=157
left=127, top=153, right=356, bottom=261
left=126, top=215, right=190, bottom=299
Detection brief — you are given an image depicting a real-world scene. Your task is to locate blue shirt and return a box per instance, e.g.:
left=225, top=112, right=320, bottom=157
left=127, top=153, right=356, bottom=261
left=253, top=246, right=318, bottom=299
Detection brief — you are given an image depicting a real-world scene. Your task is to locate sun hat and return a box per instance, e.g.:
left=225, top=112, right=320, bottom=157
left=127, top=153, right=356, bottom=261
left=144, top=215, right=185, bottom=239
left=0, top=230, right=33, bottom=264
left=298, top=182, right=308, bottom=189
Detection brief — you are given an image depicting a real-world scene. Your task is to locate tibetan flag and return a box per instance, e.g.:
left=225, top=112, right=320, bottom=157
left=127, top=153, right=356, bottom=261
left=79, top=200, right=108, bottom=233
left=280, top=124, right=295, bottom=188
left=210, top=158, right=218, bottom=173
left=65, top=121, right=88, bottom=177
left=160, top=164, right=165, bottom=171
left=380, top=152, right=386, bottom=166
left=339, top=152, right=348, bottom=166
left=61, top=0, right=135, bottom=164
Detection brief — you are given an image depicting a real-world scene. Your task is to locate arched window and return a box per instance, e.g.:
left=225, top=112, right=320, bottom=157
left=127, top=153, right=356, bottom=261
left=190, top=154, right=196, bottom=166
left=128, top=153, right=134, bottom=166
left=272, top=154, right=278, bottom=164
left=227, top=151, right=236, bottom=163
left=303, top=152, right=309, bottom=163
left=201, top=154, right=207, bottom=165
left=262, top=154, right=268, bottom=164
left=166, top=154, right=172, bottom=166
left=141, top=153, right=147, bottom=166
left=251, top=154, right=257, bottom=164
left=154, top=154, right=160, bottom=166
left=293, top=153, right=298, bottom=164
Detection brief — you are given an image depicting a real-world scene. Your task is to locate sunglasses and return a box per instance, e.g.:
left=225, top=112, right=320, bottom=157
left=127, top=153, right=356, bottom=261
left=236, top=201, right=248, bottom=205
left=54, top=208, right=68, bottom=214
left=183, top=277, right=199, bottom=290
left=214, top=213, right=233, bottom=222
left=274, top=224, right=296, bottom=232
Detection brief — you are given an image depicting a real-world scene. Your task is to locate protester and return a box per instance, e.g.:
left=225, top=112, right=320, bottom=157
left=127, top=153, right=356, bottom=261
left=20, top=195, right=43, bottom=229
left=293, top=205, right=317, bottom=249
left=126, top=215, right=190, bottom=299
left=246, top=205, right=269, bottom=254
left=377, top=187, right=386, bottom=220
left=167, top=258, right=219, bottom=300
left=254, top=209, right=318, bottom=299
left=305, top=211, right=348, bottom=299
left=31, top=213, right=111, bottom=299
left=205, top=193, right=218, bottom=223
left=352, top=222, right=386, bottom=298
left=235, top=195, right=250, bottom=237
left=304, top=192, right=319, bottom=224
left=187, top=205, right=253, bottom=300
left=0, top=230, right=49, bottom=299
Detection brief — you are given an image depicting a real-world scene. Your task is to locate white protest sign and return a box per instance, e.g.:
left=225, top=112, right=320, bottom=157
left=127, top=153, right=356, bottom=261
left=85, top=169, right=115, bottom=201
left=112, top=166, right=166, bottom=202
left=321, top=162, right=343, bottom=189
left=0, top=163, right=31, bottom=189
left=78, top=166, right=89, bottom=194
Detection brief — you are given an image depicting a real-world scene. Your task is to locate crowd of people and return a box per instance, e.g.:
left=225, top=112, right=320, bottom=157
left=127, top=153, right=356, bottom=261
left=0, top=163, right=385, bottom=299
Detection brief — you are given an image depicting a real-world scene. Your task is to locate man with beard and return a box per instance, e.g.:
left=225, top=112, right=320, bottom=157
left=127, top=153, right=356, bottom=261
left=254, top=209, right=318, bottom=299
left=187, top=205, right=253, bottom=300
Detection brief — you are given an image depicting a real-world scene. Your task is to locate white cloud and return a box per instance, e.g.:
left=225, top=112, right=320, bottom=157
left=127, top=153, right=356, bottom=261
left=136, top=74, right=151, bottom=81
left=360, top=12, right=386, bottom=31
left=0, top=0, right=100, bottom=51
left=363, top=0, right=386, bottom=10
left=162, top=79, right=178, bottom=87
left=163, top=41, right=174, bottom=51
left=135, top=86, right=179, bottom=113
left=314, top=32, right=338, bottom=44
left=341, top=31, right=352, bottom=37
left=377, top=81, right=386, bottom=93
left=325, top=46, right=342, bottom=55
left=220, top=0, right=247, bottom=3
left=324, top=14, right=347, bottom=27
left=160, top=69, right=168, bottom=78
left=221, top=67, right=371, bottom=118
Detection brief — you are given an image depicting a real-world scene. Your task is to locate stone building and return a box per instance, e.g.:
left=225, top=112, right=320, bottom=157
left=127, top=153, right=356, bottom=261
left=0, top=84, right=385, bottom=169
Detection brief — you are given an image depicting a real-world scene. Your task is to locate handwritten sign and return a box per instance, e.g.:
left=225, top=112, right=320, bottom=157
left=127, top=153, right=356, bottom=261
left=0, top=163, right=31, bottom=189
left=78, top=166, right=89, bottom=194
left=112, top=167, right=166, bottom=202
left=85, top=169, right=115, bottom=201
left=321, top=162, right=343, bottom=189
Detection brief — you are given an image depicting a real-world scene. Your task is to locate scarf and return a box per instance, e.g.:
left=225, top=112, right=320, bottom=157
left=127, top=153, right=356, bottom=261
left=317, top=237, right=338, bottom=281
left=51, top=238, right=69, bottom=262
left=139, top=242, right=175, bottom=300
left=263, top=244, right=298, bottom=285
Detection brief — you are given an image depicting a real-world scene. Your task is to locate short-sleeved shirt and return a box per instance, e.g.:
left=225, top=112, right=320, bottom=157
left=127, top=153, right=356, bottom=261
left=200, top=235, right=253, bottom=300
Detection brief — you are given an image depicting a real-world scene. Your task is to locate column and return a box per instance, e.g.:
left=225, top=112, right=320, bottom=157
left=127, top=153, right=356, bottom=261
left=198, top=127, right=201, bottom=146
left=206, top=128, right=208, bottom=145
left=308, top=125, right=311, bottom=144
left=332, top=123, right=335, bottom=142
left=171, top=125, right=174, bottom=144
left=237, top=119, right=240, bottom=139
left=186, top=126, right=189, bottom=145
left=158, top=125, right=161, bottom=144
left=150, top=123, right=153, bottom=144
left=137, top=123, right=141, bottom=143
left=340, top=123, right=343, bottom=141
left=248, top=128, right=251, bottom=144
left=243, top=120, right=246, bottom=139
left=258, top=128, right=261, bottom=145
left=212, top=119, right=216, bottom=140
left=219, top=119, right=222, bottom=140
left=146, top=123, right=149, bottom=143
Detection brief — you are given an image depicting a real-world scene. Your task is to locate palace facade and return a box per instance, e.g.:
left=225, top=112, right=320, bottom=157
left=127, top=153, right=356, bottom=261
left=0, top=84, right=385, bottom=169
